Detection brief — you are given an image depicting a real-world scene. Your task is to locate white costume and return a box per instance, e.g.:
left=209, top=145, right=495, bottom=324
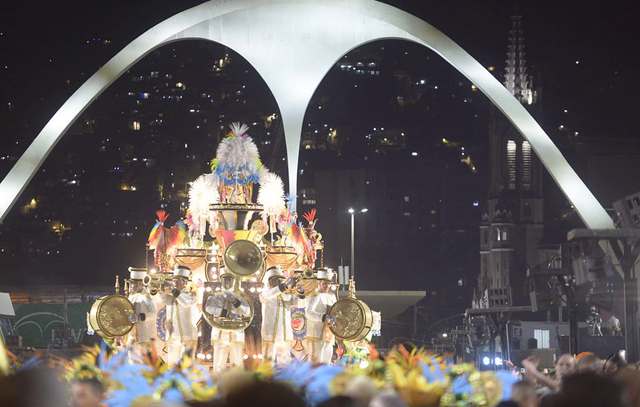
left=127, top=269, right=157, bottom=344
left=129, top=292, right=157, bottom=343
left=259, top=268, right=293, bottom=364
left=306, top=271, right=337, bottom=364
left=165, top=267, right=200, bottom=365
left=205, top=288, right=249, bottom=372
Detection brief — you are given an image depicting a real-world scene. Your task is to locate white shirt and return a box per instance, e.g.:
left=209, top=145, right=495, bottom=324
left=166, top=291, right=199, bottom=341
left=259, top=285, right=293, bottom=342
left=306, top=291, right=337, bottom=339
left=205, top=291, right=249, bottom=344
left=129, top=292, right=157, bottom=343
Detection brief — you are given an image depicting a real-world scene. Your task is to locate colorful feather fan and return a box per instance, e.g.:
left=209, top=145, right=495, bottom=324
left=148, top=209, right=169, bottom=251
left=290, top=223, right=316, bottom=267
left=148, top=210, right=187, bottom=269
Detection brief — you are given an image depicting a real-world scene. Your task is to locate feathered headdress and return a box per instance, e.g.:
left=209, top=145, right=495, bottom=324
left=210, top=122, right=262, bottom=185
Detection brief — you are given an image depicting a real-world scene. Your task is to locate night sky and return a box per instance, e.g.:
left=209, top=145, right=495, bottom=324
left=1, top=0, right=636, bottom=142
left=0, top=0, right=637, bottom=290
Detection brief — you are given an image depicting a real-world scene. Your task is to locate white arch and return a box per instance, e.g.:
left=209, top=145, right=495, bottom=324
left=0, top=0, right=613, bottom=230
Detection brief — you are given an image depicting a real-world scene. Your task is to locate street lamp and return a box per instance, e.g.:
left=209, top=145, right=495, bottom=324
left=348, top=207, right=368, bottom=280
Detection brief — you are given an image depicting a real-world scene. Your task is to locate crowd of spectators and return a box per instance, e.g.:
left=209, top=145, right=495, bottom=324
left=2, top=350, right=639, bottom=407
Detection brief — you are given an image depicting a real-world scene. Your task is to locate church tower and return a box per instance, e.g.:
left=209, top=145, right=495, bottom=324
left=476, top=14, right=544, bottom=308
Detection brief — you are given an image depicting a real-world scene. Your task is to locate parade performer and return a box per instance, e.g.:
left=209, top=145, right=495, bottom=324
left=205, top=273, right=249, bottom=372
left=127, top=268, right=157, bottom=346
left=306, top=268, right=337, bottom=363
left=165, top=266, right=199, bottom=365
left=289, top=269, right=309, bottom=360
left=259, top=266, right=295, bottom=364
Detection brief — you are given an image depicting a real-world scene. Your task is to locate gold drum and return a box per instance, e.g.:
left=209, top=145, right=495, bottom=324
left=328, top=297, right=373, bottom=341
left=89, top=295, right=134, bottom=338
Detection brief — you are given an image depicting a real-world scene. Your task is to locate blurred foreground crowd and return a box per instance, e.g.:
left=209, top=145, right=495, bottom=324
left=1, top=346, right=639, bottom=407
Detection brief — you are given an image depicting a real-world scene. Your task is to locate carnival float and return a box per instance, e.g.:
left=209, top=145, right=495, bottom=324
left=87, top=123, right=381, bottom=369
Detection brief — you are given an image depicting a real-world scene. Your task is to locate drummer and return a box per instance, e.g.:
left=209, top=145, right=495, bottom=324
left=127, top=268, right=157, bottom=349
left=306, top=268, right=337, bottom=364
left=205, top=272, right=249, bottom=372
left=259, top=266, right=296, bottom=364
left=164, top=266, right=199, bottom=366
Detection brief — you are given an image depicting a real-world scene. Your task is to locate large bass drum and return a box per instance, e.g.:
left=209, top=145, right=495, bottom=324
left=89, top=295, right=134, bottom=338
left=202, top=290, right=254, bottom=331
left=327, top=297, right=373, bottom=342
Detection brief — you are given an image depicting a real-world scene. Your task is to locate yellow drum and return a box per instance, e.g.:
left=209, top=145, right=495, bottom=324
left=328, top=296, right=373, bottom=342
left=89, top=295, right=134, bottom=338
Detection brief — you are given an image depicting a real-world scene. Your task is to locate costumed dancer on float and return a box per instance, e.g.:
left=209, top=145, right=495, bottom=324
left=126, top=268, right=157, bottom=356
left=259, top=266, right=296, bottom=364
left=306, top=268, right=337, bottom=364
left=205, top=272, right=249, bottom=372
left=165, top=265, right=199, bottom=365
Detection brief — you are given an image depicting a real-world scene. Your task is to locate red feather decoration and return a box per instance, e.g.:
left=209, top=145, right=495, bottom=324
left=156, top=209, right=169, bottom=223
left=302, top=208, right=317, bottom=225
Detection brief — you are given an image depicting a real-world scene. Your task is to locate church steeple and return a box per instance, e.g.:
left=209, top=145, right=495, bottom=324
left=476, top=13, right=545, bottom=309
left=504, top=15, right=536, bottom=106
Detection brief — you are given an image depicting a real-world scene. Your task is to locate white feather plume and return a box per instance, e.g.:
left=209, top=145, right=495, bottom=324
left=188, top=173, right=218, bottom=239
left=229, top=122, right=250, bottom=137
left=258, top=171, right=285, bottom=216
left=214, top=123, right=261, bottom=182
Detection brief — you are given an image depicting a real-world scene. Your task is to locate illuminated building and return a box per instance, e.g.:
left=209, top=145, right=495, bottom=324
left=476, top=14, right=545, bottom=308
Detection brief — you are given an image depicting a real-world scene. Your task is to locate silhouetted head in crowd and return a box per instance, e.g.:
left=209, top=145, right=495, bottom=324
left=554, top=353, right=576, bottom=379
left=604, top=351, right=628, bottom=375
left=551, top=372, right=626, bottom=407
left=225, top=380, right=304, bottom=407
left=511, top=380, right=538, bottom=407
left=0, top=367, right=68, bottom=407
left=70, top=378, right=105, bottom=407
left=576, top=352, right=603, bottom=373
left=317, top=395, right=359, bottom=407
left=616, top=367, right=640, bottom=407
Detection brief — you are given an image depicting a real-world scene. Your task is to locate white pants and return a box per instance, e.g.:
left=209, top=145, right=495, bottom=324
left=166, top=340, right=184, bottom=366
left=320, top=341, right=334, bottom=364
left=263, top=341, right=292, bottom=364
left=166, top=339, right=196, bottom=366
left=309, top=338, right=334, bottom=364
left=213, top=342, right=244, bottom=373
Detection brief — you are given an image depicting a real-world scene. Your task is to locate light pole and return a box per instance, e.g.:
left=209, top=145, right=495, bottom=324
left=348, top=207, right=368, bottom=280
